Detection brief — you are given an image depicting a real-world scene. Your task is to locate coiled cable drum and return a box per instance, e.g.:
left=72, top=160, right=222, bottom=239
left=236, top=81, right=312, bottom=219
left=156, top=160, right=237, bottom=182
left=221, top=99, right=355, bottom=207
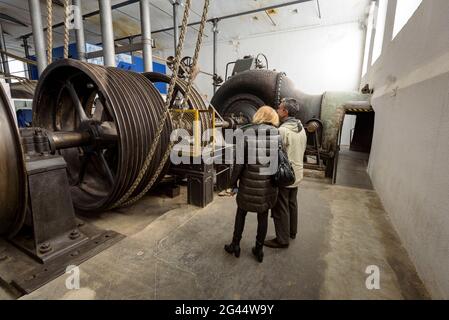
left=33, top=59, right=172, bottom=212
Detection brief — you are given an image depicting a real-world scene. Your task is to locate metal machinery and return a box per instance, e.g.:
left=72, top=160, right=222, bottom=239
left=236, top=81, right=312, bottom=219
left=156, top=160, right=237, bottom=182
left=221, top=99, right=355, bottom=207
left=210, top=68, right=373, bottom=182
left=1, top=76, right=123, bottom=294
left=225, top=53, right=269, bottom=81
left=0, top=58, right=214, bottom=294
left=143, top=71, right=215, bottom=207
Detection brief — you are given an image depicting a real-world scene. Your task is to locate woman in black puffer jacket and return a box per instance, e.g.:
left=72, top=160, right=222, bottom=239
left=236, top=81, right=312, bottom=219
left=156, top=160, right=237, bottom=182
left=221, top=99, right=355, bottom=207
left=225, top=106, right=280, bottom=263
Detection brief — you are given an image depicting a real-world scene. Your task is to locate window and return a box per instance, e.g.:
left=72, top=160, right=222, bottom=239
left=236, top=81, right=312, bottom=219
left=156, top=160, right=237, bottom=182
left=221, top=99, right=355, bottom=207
left=7, top=59, right=27, bottom=82
left=362, top=1, right=376, bottom=76
left=372, top=0, right=388, bottom=64
left=392, top=0, right=423, bottom=39
left=86, top=43, right=132, bottom=67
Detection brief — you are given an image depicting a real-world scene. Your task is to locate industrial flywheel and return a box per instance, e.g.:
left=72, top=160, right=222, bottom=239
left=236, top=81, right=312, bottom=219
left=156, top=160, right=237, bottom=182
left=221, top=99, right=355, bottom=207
left=0, top=84, right=27, bottom=237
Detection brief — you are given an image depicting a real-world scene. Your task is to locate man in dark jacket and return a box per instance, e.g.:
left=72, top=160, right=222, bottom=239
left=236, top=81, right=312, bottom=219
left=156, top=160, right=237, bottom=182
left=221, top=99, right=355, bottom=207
left=225, top=106, right=280, bottom=263
left=265, top=98, right=307, bottom=249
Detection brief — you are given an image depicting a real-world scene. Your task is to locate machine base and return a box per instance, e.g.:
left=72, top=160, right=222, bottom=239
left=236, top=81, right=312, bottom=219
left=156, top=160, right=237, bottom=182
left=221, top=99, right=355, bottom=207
left=0, top=220, right=124, bottom=295
left=170, top=162, right=214, bottom=208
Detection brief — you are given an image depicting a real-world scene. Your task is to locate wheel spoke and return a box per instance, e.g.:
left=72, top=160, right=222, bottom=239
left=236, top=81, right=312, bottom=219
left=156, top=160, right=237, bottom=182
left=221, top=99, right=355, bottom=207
left=66, top=80, right=89, bottom=123
left=78, top=153, right=90, bottom=185
left=92, top=98, right=105, bottom=121
left=96, top=151, right=115, bottom=186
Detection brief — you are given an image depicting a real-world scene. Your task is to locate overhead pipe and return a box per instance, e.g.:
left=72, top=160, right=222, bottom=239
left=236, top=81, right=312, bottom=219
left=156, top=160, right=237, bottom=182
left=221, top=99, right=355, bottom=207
left=21, top=0, right=141, bottom=38
left=128, top=37, right=133, bottom=57
left=316, top=0, right=322, bottom=19
left=140, top=0, right=153, bottom=72
left=28, top=0, right=47, bottom=76
left=212, top=19, right=219, bottom=94
left=98, top=0, right=115, bottom=67
left=115, top=0, right=313, bottom=42
left=22, top=37, right=32, bottom=78
left=171, top=0, right=180, bottom=55
left=21, top=0, right=314, bottom=44
left=73, top=0, right=87, bottom=62
left=0, top=24, right=11, bottom=83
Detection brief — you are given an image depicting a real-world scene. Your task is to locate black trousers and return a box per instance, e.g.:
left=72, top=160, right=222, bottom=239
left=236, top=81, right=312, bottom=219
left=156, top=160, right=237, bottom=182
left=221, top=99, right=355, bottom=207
left=271, top=187, right=298, bottom=245
left=232, top=207, right=268, bottom=246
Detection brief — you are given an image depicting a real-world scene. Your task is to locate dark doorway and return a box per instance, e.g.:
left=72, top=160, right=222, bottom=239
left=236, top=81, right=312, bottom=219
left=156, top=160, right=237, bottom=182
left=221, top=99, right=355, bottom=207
left=335, top=111, right=375, bottom=190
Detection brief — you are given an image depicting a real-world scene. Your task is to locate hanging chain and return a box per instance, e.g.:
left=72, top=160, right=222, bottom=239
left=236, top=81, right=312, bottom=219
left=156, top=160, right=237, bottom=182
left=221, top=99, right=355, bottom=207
left=116, top=0, right=211, bottom=208
left=46, top=0, right=53, bottom=64
left=63, top=0, right=70, bottom=59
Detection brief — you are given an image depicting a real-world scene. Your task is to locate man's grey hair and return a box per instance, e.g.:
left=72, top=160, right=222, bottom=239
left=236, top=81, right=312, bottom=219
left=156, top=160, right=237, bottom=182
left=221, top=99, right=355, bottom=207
left=281, top=98, right=300, bottom=117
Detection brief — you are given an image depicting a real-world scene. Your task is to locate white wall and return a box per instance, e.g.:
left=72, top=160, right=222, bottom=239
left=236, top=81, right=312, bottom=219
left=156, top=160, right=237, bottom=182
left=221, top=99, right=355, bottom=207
left=163, top=21, right=366, bottom=101
left=341, top=114, right=357, bottom=146
left=362, top=0, right=449, bottom=299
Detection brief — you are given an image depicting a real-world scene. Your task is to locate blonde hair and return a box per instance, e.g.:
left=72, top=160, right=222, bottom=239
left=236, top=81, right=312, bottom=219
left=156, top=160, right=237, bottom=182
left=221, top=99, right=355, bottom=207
left=252, top=106, right=280, bottom=127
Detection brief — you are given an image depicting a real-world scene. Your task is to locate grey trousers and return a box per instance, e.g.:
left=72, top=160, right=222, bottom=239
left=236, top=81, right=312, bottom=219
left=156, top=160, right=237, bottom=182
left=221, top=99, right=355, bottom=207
left=271, top=187, right=298, bottom=245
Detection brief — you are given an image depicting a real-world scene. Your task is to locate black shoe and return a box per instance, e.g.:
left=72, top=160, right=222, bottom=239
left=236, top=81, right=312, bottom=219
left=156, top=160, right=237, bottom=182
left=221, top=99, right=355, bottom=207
left=252, top=245, right=264, bottom=263
left=224, top=243, right=241, bottom=258
left=290, top=234, right=296, bottom=240
left=264, top=238, right=289, bottom=249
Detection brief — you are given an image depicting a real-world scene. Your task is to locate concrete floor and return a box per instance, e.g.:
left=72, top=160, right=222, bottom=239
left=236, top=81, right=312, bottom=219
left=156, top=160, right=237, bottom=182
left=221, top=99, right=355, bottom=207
left=0, top=152, right=430, bottom=300
left=336, top=146, right=374, bottom=190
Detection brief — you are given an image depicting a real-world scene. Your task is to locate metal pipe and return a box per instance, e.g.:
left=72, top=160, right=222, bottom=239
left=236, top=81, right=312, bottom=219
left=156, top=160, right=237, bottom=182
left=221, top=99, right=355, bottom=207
left=0, top=24, right=11, bottom=83
left=73, top=0, right=87, bottom=61
left=98, top=0, right=115, bottom=67
left=22, top=37, right=33, bottom=78
left=22, top=0, right=139, bottom=39
left=128, top=37, right=133, bottom=57
left=28, top=0, right=47, bottom=76
left=212, top=19, right=218, bottom=94
left=172, top=0, right=179, bottom=55
left=140, top=0, right=153, bottom=72
left=22, top=0, right=313, bottom=42
left=49, top=131, right=91, bottom=150
left=316, top=0, right=322, bottom=19
left=205, top=0, right=311, bottom=24
left=114, top=0, right=312, bottom=43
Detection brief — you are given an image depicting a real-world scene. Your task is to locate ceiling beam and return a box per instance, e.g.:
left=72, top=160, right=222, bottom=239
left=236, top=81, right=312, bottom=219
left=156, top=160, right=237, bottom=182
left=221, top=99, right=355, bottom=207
left=20, top=0, right=141, bottom=39
left=20, top=0, right=313, bottom=43
left=114, top=0, right=313, bottom=42
left=0, top=13, right=28, bottom=27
